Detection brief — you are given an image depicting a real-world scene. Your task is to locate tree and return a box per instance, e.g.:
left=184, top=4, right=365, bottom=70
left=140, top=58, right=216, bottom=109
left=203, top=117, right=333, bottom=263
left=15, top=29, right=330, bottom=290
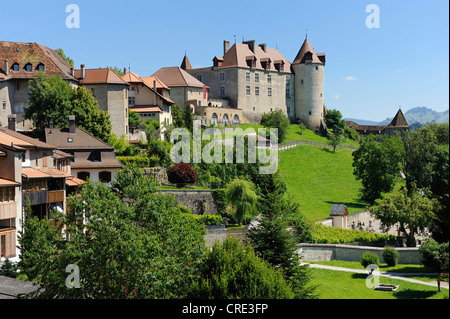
left=352, top=134, right=405, bottom=205
left=225, top=179, right=258, bottom=226
left=26, top=74, right=112, bottom=141
left=128, top=110, right=141, bottom=128
left=247, top=173, right=316, bottom=299
left=171, top=104, right=185, bottom=128
left=260, top=108, right=291, bottom=143
left=189, top=238, right=295, bottom=299
left=324, top=109, right=345, bottom=134
left=26, top=73, right=74, bottom=137
left=104, top=66, right=124, bottom=77
left=419, top=239, right=449, bottom=292
left=370, top=187, right=435, bottom=246
left=55, top=48, right=74, bottom=67
left=183, top=106, right=194, bottom=133
left=327, top=129, right=343, bottom=153
left=71, top=86, right=112, bottom=142
left=18, top=166, right=206, bottom=299
left=168, top=163, right=198, bottom=186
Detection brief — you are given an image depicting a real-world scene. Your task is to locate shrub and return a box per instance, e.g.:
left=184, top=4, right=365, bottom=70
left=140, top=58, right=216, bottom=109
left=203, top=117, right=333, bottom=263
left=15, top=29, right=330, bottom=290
left=361, top=251, right=380, bottom=268
left=212, top=188, right=227, bottom=216
left=419, top=239, right=449, bottom=271
left=193, top=214, right=223, bottom=226
left=167, top=163, right=198, bottom=185
left=189, top=238, right=295, bottom=299
left=382, top=246, right=399, bottom=267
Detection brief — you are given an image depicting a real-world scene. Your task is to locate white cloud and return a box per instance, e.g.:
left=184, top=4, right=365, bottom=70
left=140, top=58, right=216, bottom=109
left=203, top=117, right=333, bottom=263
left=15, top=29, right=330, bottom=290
left=344, top=76, right=357, bottom=81
left=333, top=94, right=341, bottom=99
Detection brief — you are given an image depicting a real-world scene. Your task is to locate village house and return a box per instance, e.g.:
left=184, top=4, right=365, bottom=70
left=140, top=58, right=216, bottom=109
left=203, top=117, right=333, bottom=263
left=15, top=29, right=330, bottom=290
left=345, top=109, right=410, bottom=136
left=0, top=114, right=79, bottom=261
left=0, top=41, right=129, bottom=138
left=44, top=115, right=123, bottom=186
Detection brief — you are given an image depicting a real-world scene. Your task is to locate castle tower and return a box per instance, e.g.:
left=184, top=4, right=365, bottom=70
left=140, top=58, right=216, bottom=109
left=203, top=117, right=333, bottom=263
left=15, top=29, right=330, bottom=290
left=292, top=38, right=326, bottom=131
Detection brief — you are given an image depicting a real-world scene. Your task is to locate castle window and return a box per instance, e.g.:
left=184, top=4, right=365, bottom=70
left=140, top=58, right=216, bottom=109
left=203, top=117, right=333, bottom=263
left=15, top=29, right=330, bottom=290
left=309, top=111, right=312, bottom=115
left=220, top=73, right=225, bottom=81
left=2, top=102, right=5, bottom=110
left=267, top=74, right=272, bottom=83
left=315, top=66, right=319, bottom=71
left=255, top=73, right=259, bottom=82
left=246, top=72, right=250, bottom=81
left=220, top=86, right=226, bottom=95
left=255, top=86, right=260, bottom=96
left=286, top=86, right=291, bottom=98
left=24, top=63, right=32, bottom=72
left=268, top=87, right=272, bottom=96
left=246, top=86, right=251, bottom=95
left=197, top=75, right=202, bottom=82
left=301, top=79, right=304, bottom=84
left=252, top=107, right=256, bottom=111
left=287, top=107, right=291, bottom=114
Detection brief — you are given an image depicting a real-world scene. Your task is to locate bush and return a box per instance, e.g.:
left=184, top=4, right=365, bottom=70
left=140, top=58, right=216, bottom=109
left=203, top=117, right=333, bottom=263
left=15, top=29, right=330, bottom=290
left=382, top=246, right=399, bottom=267
left=212, top=188, right=227, bottom=216
left=361, top=252, right=380, bottom=268
left=167, top=163, right=198, bottom=185
left=308, top=223, right=396, bottom=244
left=193, top=214, right=223, bottom=226
left=0, top=259, right=18, bottom=278
left=419, top=239, right=449, bottom=271
left=117, top=155, right=160, bottom=168
left=189, top=238, right=295, bottom=299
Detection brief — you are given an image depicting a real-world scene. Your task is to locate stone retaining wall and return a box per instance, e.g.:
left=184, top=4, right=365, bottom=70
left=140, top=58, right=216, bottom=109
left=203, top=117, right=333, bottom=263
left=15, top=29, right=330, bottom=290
left=297, top=243, right=422, bottom=265
left=157, top=189, right=217, bottom=214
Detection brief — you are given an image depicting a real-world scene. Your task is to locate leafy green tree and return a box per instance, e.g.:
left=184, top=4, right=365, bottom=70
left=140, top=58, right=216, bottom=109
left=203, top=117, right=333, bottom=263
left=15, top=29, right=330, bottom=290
left=352, top=134, right=405, bottom=205
left=18, top=166, right=206, bottom=299
left=71, top=86, right=112, bottom=142
left=128, top=110, right=141, bottom=128
left=370, top=187, right=435, bottom=246
left=183, top=106, right=194, bottom=133
left=225, top=179, right=257, bottom=225
left=189, top=238, right=295, bottom=299
left=104, top=66, right=124, bottom=77
left=327, top=129, right=343, bottom=153
left=55, top=48, right=74, bottom=67
left=260, top=108, right=291, bottom=143
left=248, top=173, right=316, bottom=299
left=26, top=74, right=112, bottom=141
left=171, top=104, right=185, bottom=128
left=324, top=109, right=345, bottom=134
left=26, top=73, right=74, bottom=137
left=419, top=239, right=449, bottom=291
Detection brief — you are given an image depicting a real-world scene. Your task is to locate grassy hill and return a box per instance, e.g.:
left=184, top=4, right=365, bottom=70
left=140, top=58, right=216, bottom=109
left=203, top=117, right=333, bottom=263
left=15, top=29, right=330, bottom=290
left=278, top=143, right=367, bottom=221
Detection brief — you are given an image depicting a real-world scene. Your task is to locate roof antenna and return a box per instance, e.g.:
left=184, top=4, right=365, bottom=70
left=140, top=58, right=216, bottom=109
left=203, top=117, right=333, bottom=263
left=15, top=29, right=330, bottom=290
left=234, top=35, right=236, bottom=44
left=306, top=29, right=308, bottom=39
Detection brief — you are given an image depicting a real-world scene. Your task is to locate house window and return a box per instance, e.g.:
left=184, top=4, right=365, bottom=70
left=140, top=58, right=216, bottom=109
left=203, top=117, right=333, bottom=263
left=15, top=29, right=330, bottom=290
left=12, top=63, right=19, bottom=72
left=246, top=72, right=250, bottom=81
left=268, top=87, right=272, bottom=96
left=37, top=63, right=45, bottom=72
left=77, top=172, right=90, bottom=181
left=267, top=74, right=272, bottom=83
left=0, top=187, right=15, bottom=202
left=99, top=171, right=112, bottom=183
left=255, top=86, right=260, bottom=96
left=255, top=73, right=259, bottom=82
left=90, top=151, right=101, bottom=162
left=246, top=86, right=251, bottom=95
left=220, top=73, right=225, bottom=81
left=128, top=97, right=135, bottom=106
left=24, top=63, right=32, bottom=72
left=220, top=86, right=226, bottom=95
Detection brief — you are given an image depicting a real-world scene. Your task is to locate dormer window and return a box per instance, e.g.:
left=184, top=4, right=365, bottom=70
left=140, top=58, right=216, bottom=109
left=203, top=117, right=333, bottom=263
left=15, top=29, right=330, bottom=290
left=11, top=63, right=19, bottom=72
left=304, top=52, right=313, bottom=63
left=274, top=60, right=285, bottom=72
left=90, top=151, right=101, bottom=162
left=36, top=63, right=45, bottom=72
left=24, top=63, right=32, bottom=72
left=246, top=56, right=257, bottom=68
left=260, top=58, right=271, bottom=70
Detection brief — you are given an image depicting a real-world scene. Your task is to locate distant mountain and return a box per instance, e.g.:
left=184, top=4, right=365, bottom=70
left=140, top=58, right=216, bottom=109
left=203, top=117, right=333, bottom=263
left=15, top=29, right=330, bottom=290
left=345, top=107, right=449, bottom=126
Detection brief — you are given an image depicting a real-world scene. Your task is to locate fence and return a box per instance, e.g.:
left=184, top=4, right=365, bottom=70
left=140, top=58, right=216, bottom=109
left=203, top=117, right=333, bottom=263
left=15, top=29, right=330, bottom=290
left=277, top=139, right=359, bottom=151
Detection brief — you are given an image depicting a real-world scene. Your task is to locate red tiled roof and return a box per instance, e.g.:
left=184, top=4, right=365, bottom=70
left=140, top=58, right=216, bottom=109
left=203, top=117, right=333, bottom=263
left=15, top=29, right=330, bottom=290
left=130, top=106, right=163, bottom=113
left=292, top=38, right=324, bottom=65
left=152, top=67, right=207, bottom=88
left=74, top=68, right=128, bottom=85
left=65, top=176, right=86, bottom=186
left=0, top=178, right=20, bottom=187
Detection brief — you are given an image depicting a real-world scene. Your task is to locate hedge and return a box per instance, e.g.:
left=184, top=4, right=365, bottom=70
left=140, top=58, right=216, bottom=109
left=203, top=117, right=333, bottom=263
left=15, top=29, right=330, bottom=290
left=117, top=155, right=160, bottom=168
left=308, top=223, right=396, bottom=244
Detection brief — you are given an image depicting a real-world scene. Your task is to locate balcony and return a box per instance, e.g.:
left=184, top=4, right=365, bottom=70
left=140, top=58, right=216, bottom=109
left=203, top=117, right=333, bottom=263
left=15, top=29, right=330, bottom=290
left=47, top=190, right=65, bottom=203
left=0, top=202, right=17, bottom=220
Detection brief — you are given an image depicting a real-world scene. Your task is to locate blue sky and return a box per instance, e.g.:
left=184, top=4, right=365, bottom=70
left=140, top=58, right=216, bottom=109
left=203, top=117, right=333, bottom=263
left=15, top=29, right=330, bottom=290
left=1, top=0, right=448, bottom=122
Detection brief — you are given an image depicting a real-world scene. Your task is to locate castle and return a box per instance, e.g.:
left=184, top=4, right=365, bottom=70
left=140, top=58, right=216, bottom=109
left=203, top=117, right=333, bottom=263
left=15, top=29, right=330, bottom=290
left=183, top=37, right=327, bottom=131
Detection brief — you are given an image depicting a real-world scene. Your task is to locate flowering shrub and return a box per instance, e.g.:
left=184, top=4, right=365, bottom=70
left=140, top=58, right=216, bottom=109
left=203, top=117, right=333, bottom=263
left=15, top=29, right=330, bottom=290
left=168, top=163, right=198, bottom=185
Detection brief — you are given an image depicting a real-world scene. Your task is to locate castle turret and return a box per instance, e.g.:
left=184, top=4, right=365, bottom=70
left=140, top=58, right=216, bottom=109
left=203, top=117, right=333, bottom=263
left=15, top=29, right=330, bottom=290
left=292, top=38, right=326, bottom=131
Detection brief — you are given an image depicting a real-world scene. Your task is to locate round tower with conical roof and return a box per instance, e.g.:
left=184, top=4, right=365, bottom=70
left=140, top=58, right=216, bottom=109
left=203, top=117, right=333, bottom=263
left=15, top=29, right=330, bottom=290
left=292, top=38, right=325, bottom=131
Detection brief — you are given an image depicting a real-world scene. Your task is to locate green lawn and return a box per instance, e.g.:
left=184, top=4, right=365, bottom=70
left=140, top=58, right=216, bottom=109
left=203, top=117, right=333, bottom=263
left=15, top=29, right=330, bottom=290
left=278, top=144, right=368, bottom=221
left=284, top=125, right=360, bottom=147
left=307, top=260, right=443, bottom=283
left=310, top=267, right=449, bottom=299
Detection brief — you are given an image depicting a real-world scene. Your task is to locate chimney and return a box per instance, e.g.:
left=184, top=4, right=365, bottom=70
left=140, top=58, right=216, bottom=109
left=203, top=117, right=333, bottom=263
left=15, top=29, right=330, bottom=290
left=7, top=114, right=16, bottom=131
left=243, top=40, right=255, bottom=53
left=70, top=67, right=74, bottom=76
left=223, top=40, right=230, bottom=55
left=153, top=80, right=157, bottom=105
left=69, top=115, right=76, bottom=134
left=80, top=64, right=85, bottom=79
left=4, top=60, right=9, bottom=76
left=124, top=67, right=127, bottom=74
left=258, top=43, right=267, bottom=53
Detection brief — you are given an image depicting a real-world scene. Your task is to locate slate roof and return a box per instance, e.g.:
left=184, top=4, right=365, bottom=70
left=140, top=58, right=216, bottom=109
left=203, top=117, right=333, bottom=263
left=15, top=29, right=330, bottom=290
left=44, top=127, right=113, bottom=150
left=0, top=275, right=39, bottom=299
left=0, top=41, right=77, bottom=82
left=180, top=54, right=192, bottom=70
left=330, top=204, right=348, bottom=216
left=386, top=109, right=409, bottom=128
